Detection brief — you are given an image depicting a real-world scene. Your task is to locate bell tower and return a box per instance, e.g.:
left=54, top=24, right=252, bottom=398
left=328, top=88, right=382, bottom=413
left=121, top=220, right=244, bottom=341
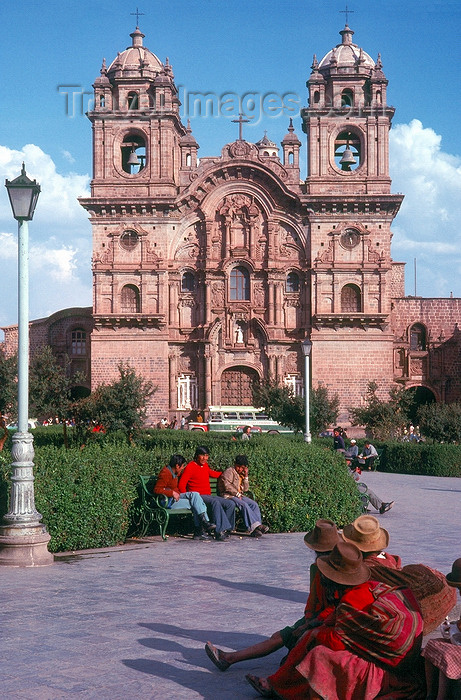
left=89, top=26, right=187, bottom=200
left=79, top=27, right=197, bottom=415
left=301, top=25, right=404, bottom=419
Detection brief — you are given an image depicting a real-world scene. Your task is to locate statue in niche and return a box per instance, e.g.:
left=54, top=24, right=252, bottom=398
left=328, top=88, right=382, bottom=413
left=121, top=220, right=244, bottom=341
left=218, top=194, right=261, bottom=252
left=234, top=320, right=245, bottom=344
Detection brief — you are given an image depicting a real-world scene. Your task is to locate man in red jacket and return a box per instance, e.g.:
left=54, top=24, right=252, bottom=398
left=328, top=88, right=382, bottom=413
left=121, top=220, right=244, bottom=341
left=179, top=446, right=236, bottom=541
left=154, top=454, right=217, bottom=540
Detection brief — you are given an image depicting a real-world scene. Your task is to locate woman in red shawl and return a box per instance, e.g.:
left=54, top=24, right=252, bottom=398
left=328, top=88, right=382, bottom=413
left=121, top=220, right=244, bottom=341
left=246, top=542, right=425, bottom=700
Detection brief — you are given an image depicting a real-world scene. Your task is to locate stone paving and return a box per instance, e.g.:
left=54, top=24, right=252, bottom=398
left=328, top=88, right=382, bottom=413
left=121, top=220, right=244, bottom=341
left=1, top=471, right=460, bottom=699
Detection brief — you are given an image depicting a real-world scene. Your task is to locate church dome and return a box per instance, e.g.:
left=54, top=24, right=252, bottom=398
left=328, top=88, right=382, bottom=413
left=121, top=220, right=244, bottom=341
left=107, top=27, right=163, bottom=81
left=318, top=25, right=375, bottom=72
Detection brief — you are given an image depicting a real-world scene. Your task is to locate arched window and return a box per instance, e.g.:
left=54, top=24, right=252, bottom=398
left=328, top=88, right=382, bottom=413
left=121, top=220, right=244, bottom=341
left=186, top=153, right=191, bottom=166
left=127, top=92, right=139, bottom=110
left=286, top=271, right=300, bottom=293
left=334, top=130, right=361, bottom=172
left=341, top=284, right=361, bottom=312
left=121, top=284, right=140, bottom=313
left=313, top=91, right=320, bottom=104
left=121, top=133, right=146, bottom=174
left=230, top=266, right=250, bottom=301
left=99, top=95, right=105, bottom=108
left=341, top=89, right=353, bottom=107
left=181, top=271, right=195, bottom=293
left=410, top=323, right=426, bottom=351
left=71, top=329, right=86, bottom=355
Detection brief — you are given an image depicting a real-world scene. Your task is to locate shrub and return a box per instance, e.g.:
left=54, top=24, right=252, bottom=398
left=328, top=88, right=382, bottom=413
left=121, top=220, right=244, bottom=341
left=0, top=434, right=362, bottom=551
left=379, top=442, right=461, bottom=477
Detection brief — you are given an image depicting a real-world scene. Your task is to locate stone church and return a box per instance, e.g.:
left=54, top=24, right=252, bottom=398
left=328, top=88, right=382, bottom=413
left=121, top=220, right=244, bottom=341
left=3, top=22, right=461, bottom=425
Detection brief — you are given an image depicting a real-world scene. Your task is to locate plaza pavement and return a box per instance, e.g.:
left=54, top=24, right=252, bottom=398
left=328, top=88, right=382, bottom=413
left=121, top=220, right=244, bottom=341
left=1, top=470, right=460, bottom=699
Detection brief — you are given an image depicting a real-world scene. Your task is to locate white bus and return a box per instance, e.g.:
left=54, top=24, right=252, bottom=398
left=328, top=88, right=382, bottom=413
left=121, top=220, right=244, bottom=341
left=188, top=406, right=293, bottom=434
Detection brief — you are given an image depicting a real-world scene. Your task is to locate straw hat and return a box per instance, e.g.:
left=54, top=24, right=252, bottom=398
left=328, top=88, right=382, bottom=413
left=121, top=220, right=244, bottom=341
left=446, top=558, right=461, bottom=587
left=316, top=541, right=370, bottom=586
left=304, top=519, right=340, bottom=552
left=342, top=515, right=389, bottom=552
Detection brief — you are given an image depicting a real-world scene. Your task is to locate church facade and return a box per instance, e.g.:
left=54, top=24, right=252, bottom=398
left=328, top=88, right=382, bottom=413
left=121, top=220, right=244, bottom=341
left=3, top=23, right=461, bottom=425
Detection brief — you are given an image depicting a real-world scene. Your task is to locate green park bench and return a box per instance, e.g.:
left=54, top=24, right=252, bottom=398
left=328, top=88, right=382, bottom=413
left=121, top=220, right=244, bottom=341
left=137, top=475, right=220, bottom=540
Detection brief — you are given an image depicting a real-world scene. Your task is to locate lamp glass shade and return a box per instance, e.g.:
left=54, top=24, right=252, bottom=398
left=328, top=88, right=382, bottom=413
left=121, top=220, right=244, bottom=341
left=5, top=164, right=40, bottom=221
left=301, top=339, right=312, bottom=357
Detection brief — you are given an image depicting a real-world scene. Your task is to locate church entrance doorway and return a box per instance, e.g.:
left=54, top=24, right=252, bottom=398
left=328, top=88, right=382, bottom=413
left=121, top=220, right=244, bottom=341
left=220, top=366, right=258, bottom=406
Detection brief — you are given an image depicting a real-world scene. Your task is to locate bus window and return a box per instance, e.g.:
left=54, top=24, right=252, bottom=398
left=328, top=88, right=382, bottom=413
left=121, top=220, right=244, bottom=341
left=239, top=412, right=255, bottom=421
left=223, top=412, right=238, bottom=420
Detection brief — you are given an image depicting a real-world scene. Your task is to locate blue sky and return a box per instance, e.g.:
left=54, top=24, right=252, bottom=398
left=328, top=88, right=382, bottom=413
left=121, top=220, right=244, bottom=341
left=1, top=0, right=460, bottom=332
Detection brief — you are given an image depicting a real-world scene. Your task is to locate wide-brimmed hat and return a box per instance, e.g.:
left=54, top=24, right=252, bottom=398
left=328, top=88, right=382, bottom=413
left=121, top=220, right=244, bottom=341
left=350, top=439, right=356, bottom=444
left=342, top=515, right=389, bottom=552
left=446, top=558, right=461, bottom=587
left=304, top=519, right=340, bottom=552
left=317, top=541, right=370, bottom=586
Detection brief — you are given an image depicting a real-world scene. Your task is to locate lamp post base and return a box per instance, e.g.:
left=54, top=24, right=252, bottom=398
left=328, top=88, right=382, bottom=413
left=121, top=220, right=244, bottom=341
left=0, top=525, right=54, bottom=567
left=304, top=432, right=312, bottom=443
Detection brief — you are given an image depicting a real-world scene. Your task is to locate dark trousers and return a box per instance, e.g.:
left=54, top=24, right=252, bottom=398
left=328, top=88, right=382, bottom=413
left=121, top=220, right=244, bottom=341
left=202, top=495, right=236, bottom=534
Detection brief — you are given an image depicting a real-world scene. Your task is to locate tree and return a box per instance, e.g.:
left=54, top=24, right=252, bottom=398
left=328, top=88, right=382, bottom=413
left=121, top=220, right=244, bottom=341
left=0, top=350, right=17, bottom=418
left=417, top=402, right=461, bottom=443
left=0, top=350, right=17, bottom=451
left=349, top=381, right=413, bottom=440
left=310, top=384, right=340, bottom=435
left=73, top=363, right=156, bottom=443
left=252, top=378, right=339, bottom=434
left=29, top=345, right=85, bottom=447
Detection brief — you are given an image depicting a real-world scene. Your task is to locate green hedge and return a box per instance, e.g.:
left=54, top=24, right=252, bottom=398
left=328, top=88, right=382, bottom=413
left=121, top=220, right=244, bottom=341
left=379, top=442, right=461, bottom=477
left=0, top=434, right=361, bottom=552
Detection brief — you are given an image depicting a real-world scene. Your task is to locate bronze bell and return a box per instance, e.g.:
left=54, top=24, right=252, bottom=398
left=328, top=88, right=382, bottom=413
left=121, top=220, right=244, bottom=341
left=339, top=146, right=356, bottom=170
left=127, top=149, right=140, bottom=166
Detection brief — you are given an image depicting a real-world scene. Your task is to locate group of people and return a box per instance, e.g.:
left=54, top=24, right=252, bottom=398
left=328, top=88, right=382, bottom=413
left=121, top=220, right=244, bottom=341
left=333, top=428, right=378, bottom=470
left=157, top=416, right=187, bottom=430
left=205, top=516, right=461, bottom=699
left=153, top=447, right=268, bottom=542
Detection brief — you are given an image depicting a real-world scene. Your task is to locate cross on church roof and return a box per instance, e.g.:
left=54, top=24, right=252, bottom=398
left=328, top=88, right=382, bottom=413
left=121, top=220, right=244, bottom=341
left=131, top=7, right=145, bottom=26
left=232, top=113, right=252, bottom=141
left=340, top=5, right=354, bottom=24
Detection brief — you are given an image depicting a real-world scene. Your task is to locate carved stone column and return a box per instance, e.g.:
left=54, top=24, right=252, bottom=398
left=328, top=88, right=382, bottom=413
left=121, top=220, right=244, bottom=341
left=205, top=352, right=212, bottom=407
left=268, top=282, right=275, bottom=325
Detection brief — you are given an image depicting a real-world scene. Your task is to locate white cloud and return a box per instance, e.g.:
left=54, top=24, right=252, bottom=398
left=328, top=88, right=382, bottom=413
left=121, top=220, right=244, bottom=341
left=62, top=150, right=76, bottom=164
left=390, top=119, right=461, bottom=297
left=0, top=145, right=92, bottom=331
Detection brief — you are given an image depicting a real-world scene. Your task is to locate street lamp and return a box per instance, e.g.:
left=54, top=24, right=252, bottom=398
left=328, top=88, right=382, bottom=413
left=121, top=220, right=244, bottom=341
left=301, top=338, right=312, bottom=443
left=0, top=164, right=53, bottom=566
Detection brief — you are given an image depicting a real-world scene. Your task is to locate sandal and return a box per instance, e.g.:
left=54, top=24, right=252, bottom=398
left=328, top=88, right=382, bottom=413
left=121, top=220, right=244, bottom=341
left=205, top=641, right=231, bottom=671
left=245, top=674, right=276, bottom=698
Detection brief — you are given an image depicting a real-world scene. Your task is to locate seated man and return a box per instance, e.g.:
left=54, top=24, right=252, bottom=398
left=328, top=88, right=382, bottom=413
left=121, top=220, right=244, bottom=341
left=217, top=455, right=268, bottom=538
left=348, top=465, right=394, bottom=514
left=358, top=440, right=378, bottom=470
left=344, top=438, right=359, bottom=467
left=178, top=446, right=236, bottom=541
left=153, top=454, right=216, bottom=540
left=333, top=427, right=345, bottom=453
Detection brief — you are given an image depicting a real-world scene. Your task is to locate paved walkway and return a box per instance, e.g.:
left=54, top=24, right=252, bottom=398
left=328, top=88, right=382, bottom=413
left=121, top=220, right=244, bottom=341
left=1, top=471, right=460, bottom=699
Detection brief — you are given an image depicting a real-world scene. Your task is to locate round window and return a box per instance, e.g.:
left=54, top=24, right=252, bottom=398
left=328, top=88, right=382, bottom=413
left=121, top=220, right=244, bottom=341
left=120, top=230, right=139, bottom=250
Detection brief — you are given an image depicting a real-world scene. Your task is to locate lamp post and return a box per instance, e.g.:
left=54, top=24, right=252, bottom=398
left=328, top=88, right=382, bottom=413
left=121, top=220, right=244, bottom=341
left=301, top=338, right=312, bottom=443
left=0, top=164, right=53, bottom=566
